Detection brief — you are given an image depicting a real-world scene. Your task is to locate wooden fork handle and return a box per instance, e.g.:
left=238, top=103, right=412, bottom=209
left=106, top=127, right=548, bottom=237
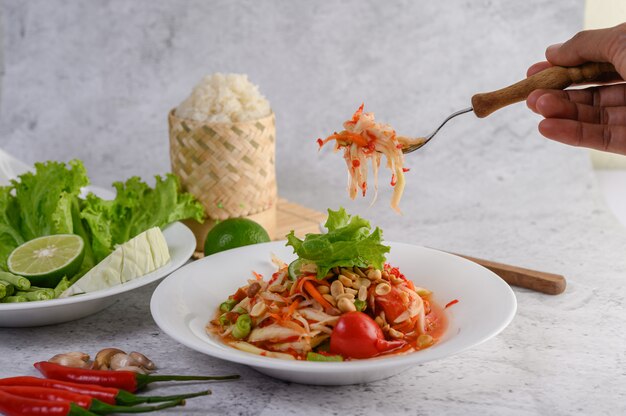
left=453, top=253, right=566, bottom=295
left=471, top=62, right=617, bottom=118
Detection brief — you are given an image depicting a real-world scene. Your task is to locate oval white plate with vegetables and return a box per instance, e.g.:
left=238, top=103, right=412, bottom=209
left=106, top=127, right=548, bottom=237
left=0, top=160, right=203, bottom=327
left=151, top=209, right=517, bottom=385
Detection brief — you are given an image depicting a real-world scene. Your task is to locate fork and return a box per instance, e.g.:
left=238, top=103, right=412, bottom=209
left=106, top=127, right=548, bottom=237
left=402, top=62, right=617, bottom=154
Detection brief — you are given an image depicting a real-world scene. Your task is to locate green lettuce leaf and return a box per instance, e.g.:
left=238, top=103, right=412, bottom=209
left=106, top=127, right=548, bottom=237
left=81, top=174, right=204, bottom=261
left=0, top=187, right=24, bottom=270
left=12, top=160, right=88, bottom=240
left=0, top=159, right=205, bottom=276
left=286, top=207, right=389, bottom=279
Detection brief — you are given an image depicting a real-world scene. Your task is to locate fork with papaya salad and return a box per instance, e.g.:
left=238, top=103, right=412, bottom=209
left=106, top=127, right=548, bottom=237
left=207, top=208, right=449, bottom=361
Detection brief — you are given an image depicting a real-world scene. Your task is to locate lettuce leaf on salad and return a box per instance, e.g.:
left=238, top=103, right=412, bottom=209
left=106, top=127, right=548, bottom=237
left=286, top=207, right=390, bottom=279
left=0, top=159, right=204, bottom=274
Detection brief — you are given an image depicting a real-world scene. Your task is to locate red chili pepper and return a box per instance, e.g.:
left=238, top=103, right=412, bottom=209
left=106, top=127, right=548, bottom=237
left=445, top=299, right=459, bottom=309
left=0, top=376, right=208, bottom=406
left=316, top=138, right=324, bottom=148
left=0, top=386, right=183, bottom=414
left=0, top=389, right=96, bottom=416
left=35, top=362, right=239, bottom=392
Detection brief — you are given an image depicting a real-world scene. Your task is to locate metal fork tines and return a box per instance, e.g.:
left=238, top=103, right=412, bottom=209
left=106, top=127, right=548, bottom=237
left=402, top=107, right=474, bottom=154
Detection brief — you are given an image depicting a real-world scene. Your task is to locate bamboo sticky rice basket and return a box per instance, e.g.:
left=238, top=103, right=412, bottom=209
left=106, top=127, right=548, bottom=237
left=168, top=109, right=277, bottom=249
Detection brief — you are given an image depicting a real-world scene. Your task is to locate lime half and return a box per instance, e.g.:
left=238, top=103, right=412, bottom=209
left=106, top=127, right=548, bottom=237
left=204, top=218, right=270, bottom=256
left=7, top=234, right=85, bottom=288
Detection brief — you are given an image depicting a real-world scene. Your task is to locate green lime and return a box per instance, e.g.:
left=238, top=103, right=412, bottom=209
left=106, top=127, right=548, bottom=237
left=204, top=218, right=270, bottom=256
left=288, top=259, right=304, bottom=281
left=7, top=234, right=85, bottom=288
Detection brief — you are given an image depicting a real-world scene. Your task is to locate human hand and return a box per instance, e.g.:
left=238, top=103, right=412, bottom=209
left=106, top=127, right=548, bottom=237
left=526, top=24, right=626, bottom=155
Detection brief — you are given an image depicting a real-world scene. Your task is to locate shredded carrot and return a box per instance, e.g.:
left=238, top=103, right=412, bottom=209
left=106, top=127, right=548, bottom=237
left=303, top=281, right=333, bottom=310
left=268, top=312, right=284, bottom=322
left=295, top=275, right=316, bottom=294
left=295, top=275, right=329, bottom=294
left=253, top=271, right=263, bottom=280
left=445, top=299, right=459, bottom=309
left=286, top=300, right=300, bottom=318
left=323, top=130, right=369, bottom=147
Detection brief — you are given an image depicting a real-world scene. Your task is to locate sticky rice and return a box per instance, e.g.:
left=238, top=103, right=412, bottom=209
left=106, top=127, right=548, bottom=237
left=175, top=73, right=271, bottom=123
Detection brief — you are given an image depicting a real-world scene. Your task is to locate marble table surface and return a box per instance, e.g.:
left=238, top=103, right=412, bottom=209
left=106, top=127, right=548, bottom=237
left=2, top=1, right=626, bottom=415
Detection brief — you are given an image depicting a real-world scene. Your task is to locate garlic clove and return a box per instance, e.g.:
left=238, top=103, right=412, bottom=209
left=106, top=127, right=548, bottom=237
left=128, top=351, right=156, bottom=371
left=109, top=352, right=142, bottom=370
left=64, top=351, right=91, bottom=361
left=114, top=365, right=148, bottom=374
left=48, top=352, right=91, bottom=368
left=93, top=348, right=126, bottom=370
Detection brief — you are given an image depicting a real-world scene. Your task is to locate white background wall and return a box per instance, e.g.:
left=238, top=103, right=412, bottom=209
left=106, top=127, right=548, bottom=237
left=0, top=0, right=599, bottom=256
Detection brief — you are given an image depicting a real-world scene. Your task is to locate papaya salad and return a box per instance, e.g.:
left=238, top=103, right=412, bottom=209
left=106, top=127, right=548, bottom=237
left=207, top=208, right=448, bottom=362
left=317, top=105, right=425, bottom=213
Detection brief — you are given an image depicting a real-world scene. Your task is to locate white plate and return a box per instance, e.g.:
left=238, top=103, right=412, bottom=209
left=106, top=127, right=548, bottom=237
left=150, top=241, right=517, bottom=385
left=0, top=222, right=196, bottom=327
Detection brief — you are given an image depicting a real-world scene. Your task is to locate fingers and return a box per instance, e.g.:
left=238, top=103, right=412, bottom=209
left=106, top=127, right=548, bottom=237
left=545, top=24, right=626, bottom=78
left=538, top=119, right=626, bottom=155
left=527, top=84, right=626, bottom=114
left=527, top=89, right=595, bottom=113
left=534, top=93, right=599, bottom=123
left=527, top=61, right=552, bottom=77
left=533, top=93, right=626, bottom=125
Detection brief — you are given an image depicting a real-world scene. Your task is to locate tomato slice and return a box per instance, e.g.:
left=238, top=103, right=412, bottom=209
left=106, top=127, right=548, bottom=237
left=374, top=287, right=406, bottom=323
left=329, top=312, right=405, bottom=359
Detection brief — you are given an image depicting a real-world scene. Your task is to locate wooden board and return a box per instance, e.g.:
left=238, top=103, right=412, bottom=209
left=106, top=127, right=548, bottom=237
left=193, top=197, right=326, bottom=258
left=274, top=197, right=326, bottom=239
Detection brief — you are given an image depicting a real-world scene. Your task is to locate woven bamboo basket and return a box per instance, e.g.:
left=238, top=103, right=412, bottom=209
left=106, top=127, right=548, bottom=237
left=168, top=109, right=277, bottom=250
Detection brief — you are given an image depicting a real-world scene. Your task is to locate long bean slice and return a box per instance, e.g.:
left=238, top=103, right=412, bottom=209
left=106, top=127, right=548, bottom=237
left=54, top=277, right=71, bottom=298
left=1, top=295, right=28, bottom=303
left=15, top=289, right=55, bottom=301
left=0, top=271, right=31, bottom=290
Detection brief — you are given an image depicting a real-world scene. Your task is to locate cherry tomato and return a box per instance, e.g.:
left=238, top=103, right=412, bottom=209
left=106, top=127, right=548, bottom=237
left=375, top=287, right=406, bottom=323
left=329, top=312, right=406, bottom=359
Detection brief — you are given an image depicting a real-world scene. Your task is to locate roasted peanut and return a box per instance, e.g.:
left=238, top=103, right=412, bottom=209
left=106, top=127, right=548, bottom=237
left=358, top=278, right=371, bottom=288
left=322, top=294, right=337, bottom=306
left=337, top=297, right=357, bottom=313
left=338, top=274, right=353, bottom=287
left=330, top=280, right=345, bottom=298
left=388, top=328, right=404, bottom=339
left=417, top=334, right=434, bottom=348
left=250, top=302, right=266, bottom=317
left=367, top=269, right=382, bottom=281
left=336, top=293, right=355, bottom=302
left=344, top=287, right=358, bottom=296
left=358, top=286, right=368, bottom=301
left=375, top=282, right=391, bottom=296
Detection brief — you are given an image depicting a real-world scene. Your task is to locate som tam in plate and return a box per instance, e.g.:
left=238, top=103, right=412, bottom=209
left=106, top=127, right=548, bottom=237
left=150, top=241, right=516, bottom=385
